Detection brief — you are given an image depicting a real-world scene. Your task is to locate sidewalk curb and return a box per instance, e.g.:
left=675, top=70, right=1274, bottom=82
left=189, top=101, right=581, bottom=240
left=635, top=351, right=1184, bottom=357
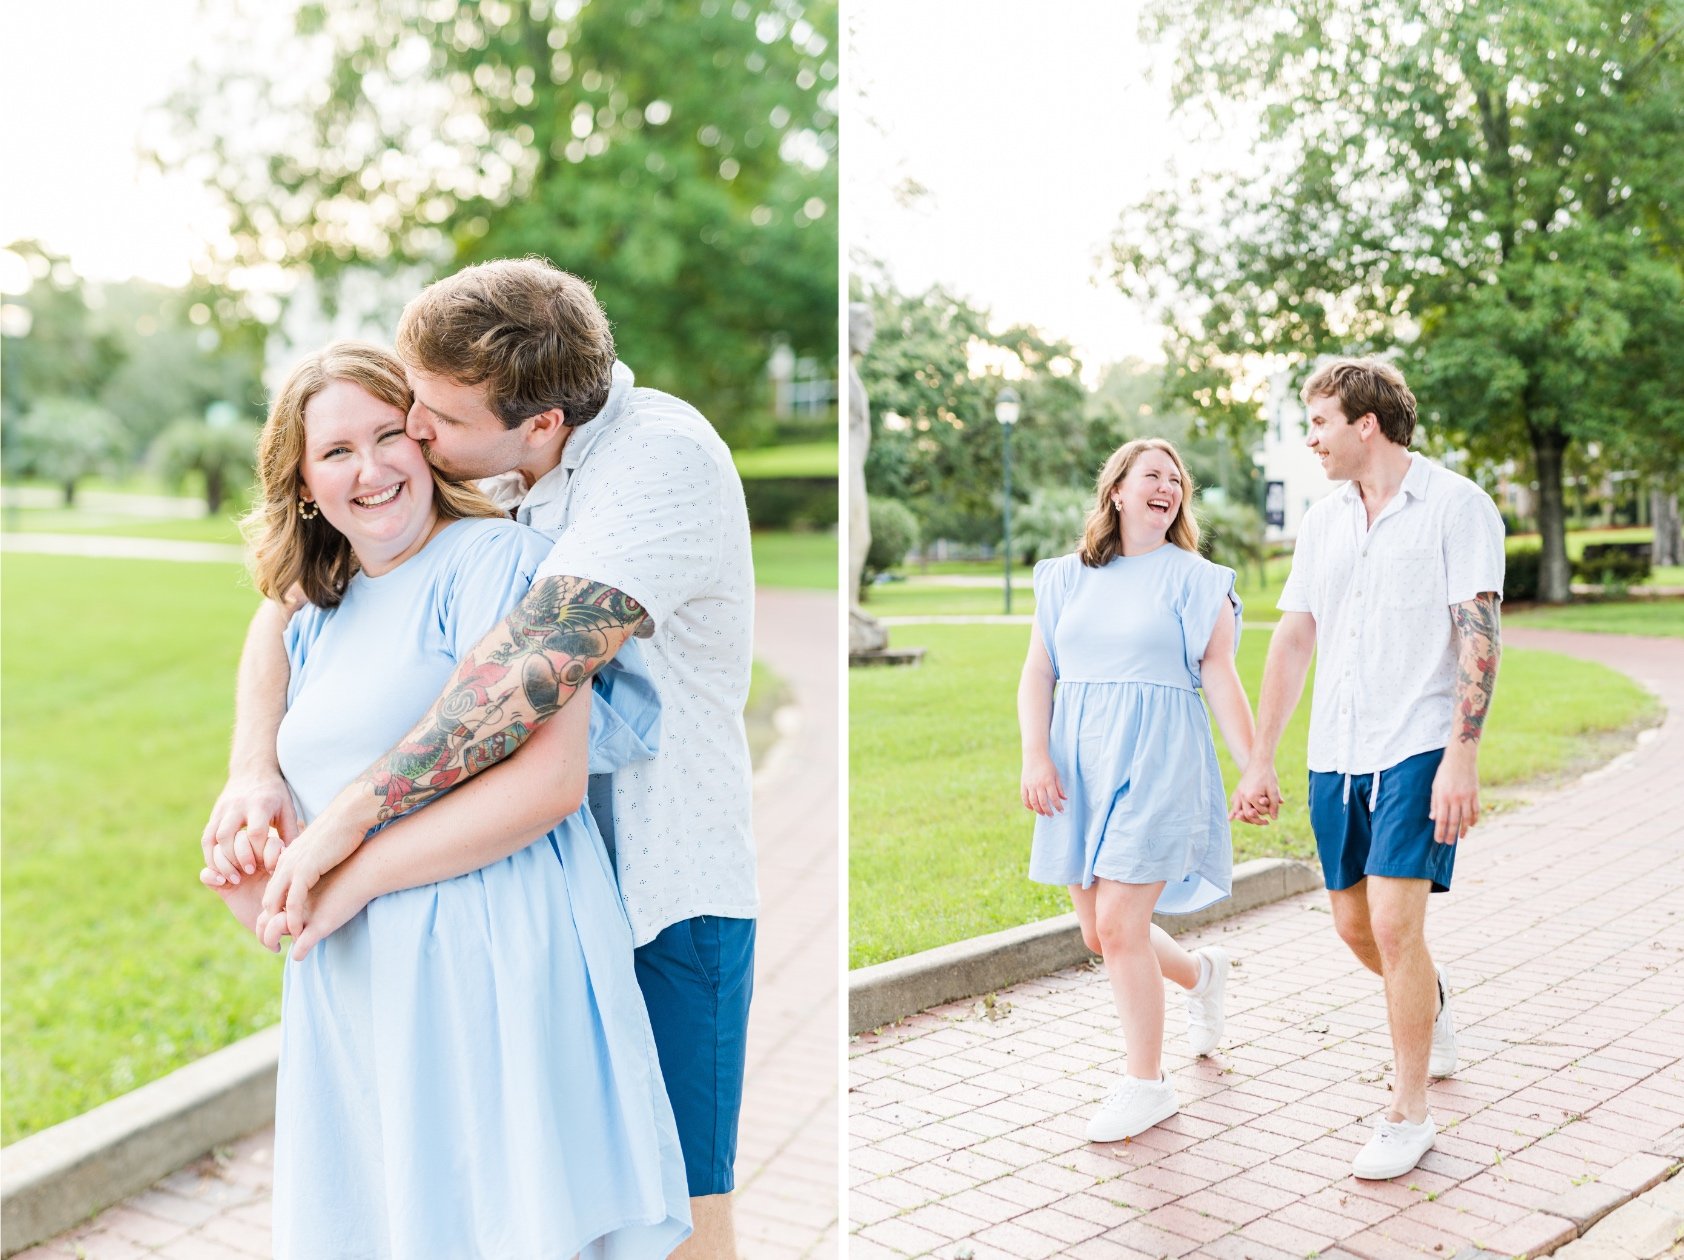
left=848, top=857, right=1323, bottom=1035
left=1, top=1026, right=281, bottom=1256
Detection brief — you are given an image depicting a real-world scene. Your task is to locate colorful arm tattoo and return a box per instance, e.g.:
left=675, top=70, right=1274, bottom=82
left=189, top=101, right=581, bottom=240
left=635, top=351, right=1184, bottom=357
left=368, top=576, right=647, bottom=822
left=1450, top=592, right=1501, bottom=746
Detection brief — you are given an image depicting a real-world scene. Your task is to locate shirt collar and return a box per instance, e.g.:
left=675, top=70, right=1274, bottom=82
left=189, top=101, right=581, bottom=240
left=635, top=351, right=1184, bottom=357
left=561, top=359, right=635, bottom=473
left=1338, top=450, right=1431, bottom=503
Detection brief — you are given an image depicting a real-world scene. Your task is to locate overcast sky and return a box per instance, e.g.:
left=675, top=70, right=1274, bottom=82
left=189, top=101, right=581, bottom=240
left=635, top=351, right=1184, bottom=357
left=848, top=0, right=1254, bottom=380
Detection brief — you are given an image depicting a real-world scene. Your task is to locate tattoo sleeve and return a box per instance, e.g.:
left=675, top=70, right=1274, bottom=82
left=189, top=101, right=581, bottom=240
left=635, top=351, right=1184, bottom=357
left=1449, top=592, right=1501, bottom=746
left=366, top=576, right=648, bottom=822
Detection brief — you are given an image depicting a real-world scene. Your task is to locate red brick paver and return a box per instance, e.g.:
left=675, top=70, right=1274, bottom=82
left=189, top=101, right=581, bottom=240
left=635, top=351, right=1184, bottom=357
left=24, top=588, right=840, bottom=1259
left=850, top=628, right=1684, bottom=1258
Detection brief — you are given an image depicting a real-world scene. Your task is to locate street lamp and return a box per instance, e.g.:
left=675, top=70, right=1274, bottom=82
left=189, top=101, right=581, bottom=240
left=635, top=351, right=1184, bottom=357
left=996, top=387, right=1021, bottom=614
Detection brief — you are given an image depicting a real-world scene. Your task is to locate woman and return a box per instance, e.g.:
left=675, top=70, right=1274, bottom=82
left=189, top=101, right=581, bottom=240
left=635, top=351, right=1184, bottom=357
left=202, top=341, right=690, bottom=1258
left=1017, top=437, right=1256, bottom=1142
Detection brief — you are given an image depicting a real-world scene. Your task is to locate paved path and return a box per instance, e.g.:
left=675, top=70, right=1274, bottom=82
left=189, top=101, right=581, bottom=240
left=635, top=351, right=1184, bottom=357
left=18, top=588, right=840, bottom=1260
left=850, top=628, right=1684, bottom=1260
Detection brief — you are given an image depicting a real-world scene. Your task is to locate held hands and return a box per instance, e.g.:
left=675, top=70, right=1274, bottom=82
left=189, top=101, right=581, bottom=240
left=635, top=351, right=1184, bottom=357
left=1429, top=747, right=1480, bottom=844
left=201, top=773, right=297, bottom=883
left=1021, top=755, right=1067, bottom=816
left=255, top=864, right=370, bottom=961
left=261, top=808, right=364, bottom=944
left=1229, top=760, right=1281, bottom=826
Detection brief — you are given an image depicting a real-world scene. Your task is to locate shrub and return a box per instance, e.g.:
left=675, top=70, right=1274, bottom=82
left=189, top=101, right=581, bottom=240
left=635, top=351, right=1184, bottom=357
left=1504, top=545, right=1542, bottom=602
left=864, top=496, right=920, bottom=590
left=1572, top=543, right=1652, bottom=587
left=742, top=476, right=837, bottom=530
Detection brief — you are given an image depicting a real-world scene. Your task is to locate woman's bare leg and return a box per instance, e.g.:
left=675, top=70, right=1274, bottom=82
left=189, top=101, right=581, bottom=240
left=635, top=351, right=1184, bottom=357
left=1092, top=879, right=1170, bottom=1079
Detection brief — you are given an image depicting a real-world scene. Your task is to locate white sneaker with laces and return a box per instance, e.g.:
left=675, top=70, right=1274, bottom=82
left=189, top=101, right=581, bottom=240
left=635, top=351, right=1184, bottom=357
left=1430, top=964, right=1458, bottom=1077
left=1185, top=947, right=1231, bottom=1057
left=1085, top=1073, right=1179, bottom=1143
left=1352, top=1112, right=1436, bottom=1179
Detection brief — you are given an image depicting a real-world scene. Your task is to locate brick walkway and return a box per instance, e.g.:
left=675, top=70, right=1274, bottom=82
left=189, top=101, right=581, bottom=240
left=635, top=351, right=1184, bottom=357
left=850, top=629, right=1684, bottom=1260
left=18, top=587, right=840, bottom=1260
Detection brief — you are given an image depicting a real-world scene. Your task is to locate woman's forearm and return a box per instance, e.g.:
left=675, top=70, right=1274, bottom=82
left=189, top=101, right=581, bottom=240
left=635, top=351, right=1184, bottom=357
left=1203, top=659, right=1256, bottom=771
left=1018, top=628, right=1056, bottom=761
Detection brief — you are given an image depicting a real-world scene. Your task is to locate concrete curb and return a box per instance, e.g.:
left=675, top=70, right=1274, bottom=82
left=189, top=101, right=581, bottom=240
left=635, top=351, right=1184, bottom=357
left=1, top=1026, right=280, bottom=1256
left=848, top=857, right=1323, bottom=1035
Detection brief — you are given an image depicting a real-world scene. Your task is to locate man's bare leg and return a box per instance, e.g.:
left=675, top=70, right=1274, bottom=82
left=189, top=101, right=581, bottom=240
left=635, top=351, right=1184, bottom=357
left=1327, top=881, right=1383, bottom=976
left=672, top=1194, right=736, bottom=1260
left=1366, top=875, right=1436, bottom=1123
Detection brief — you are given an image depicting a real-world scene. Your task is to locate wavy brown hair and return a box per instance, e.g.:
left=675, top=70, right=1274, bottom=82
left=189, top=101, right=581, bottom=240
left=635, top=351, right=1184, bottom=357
left=243, top=341, right=502, bottom=608
left=1302, top=358, right=1417, bottom=446
left=1079, top=438, right=1201, bottom=568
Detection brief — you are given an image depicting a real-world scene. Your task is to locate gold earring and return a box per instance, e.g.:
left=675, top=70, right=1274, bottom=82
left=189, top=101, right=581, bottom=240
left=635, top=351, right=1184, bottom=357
left=298, top=497, right=319, bottom=520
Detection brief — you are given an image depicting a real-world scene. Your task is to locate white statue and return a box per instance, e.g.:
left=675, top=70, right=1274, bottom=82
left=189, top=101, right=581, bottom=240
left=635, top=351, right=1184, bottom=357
left=848, top=302, right=888, bottom=655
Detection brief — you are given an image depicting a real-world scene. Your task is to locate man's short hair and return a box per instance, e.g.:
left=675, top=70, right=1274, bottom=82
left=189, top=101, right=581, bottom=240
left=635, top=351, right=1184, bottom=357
left=1301, top=358, right=1418, bottom=447
left=396, top=257, right=617, bottom=429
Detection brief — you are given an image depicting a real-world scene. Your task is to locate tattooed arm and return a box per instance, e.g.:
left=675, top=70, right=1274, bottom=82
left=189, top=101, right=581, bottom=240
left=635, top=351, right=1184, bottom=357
left=1430, top=591, right=1502, bottom=845
left=260, top=574, right=647, bottom=935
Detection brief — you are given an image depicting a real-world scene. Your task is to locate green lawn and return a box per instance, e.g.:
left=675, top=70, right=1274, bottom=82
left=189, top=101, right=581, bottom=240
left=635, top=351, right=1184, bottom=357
left=751, top=529, right=837, bottom=591
left=1510, top=599, right=1684, bottom=638
left=849, top=623, right=1660, bottom=969
left=2, top=510, right=245, bottom=545
left=732, top=441, right=838, bottom=479
left=1, top=557, right=282, bottom=1143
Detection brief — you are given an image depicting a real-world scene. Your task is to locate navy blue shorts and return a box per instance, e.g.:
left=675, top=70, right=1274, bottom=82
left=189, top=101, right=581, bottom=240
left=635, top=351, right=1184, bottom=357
left=1308, top=748, right=1456, bottom=893
left=635, top=914, right=756, bottom=1197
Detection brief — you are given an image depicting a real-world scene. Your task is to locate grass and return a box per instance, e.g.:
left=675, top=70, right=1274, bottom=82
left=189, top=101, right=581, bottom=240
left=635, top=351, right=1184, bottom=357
left=2, top=509, right=245, bottom=545
left=732, top=441, right=838, bottom=480
left=1, top=556, right=282, bottom=1143
left=1509, top=599, right=1684, bottom=638
left=0, top=551, right=798, bottom=1143
left=849, top=623, right=1660, bottom=968
left=751, top=529, right=838, bottom=591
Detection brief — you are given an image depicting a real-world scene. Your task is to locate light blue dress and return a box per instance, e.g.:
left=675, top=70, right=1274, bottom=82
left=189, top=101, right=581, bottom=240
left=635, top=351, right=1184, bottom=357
left=270, top=517, right=690, bottom=1260
left=1029, top=545, right=1241, bottom=913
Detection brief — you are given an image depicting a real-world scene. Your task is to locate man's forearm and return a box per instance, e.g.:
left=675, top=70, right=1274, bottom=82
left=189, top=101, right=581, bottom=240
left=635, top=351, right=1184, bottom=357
left=1449, top=593, right=1501, bottom=751
left=229, top=601, right=292, bottom=776
left=348, top=575, right=645, bottom=830
left=1253, top=616, right=1316, bottom=763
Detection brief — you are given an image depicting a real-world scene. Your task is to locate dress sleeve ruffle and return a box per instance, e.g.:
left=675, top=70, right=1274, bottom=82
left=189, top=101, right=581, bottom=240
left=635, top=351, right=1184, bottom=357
left=1180, top=558, right=1243, bottom=688
left=586, top=639, right=661, bottom=774
left=1032, top=553, right=1080, bottom=677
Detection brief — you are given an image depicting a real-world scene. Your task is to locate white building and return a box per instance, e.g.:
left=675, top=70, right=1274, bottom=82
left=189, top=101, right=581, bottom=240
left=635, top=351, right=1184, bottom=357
left=1259, top=370, right=1338, bottom=544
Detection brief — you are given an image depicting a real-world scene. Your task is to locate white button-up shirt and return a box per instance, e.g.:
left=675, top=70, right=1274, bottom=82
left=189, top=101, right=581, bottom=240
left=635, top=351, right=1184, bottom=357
left=479, top=361, right=758, bottom=946
left=1278, top=453, right=1505, bottom=777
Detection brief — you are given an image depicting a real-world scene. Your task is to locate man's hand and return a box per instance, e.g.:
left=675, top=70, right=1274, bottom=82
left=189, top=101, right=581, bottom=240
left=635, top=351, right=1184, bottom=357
left=201, top=776, right=297, bottom=883
left=260, top=806, right=364, bottom=939
left=201, top=864, right=277, bottom=944
left=1229, top=761, right=1281, bottom=825
left=1429, top=747, right=1480, bottom=844
left=1021, top=755, right=1067, bottom=816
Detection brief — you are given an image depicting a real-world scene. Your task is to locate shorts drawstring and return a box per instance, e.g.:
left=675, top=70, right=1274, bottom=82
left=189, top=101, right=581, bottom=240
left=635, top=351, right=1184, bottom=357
left=1340, top=769, right=1383, bottom=810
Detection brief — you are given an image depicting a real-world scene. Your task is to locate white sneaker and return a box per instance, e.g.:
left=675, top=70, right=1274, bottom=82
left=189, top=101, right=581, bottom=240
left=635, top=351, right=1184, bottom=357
left=1352, top=1112, right=1436, bottom=1179
left=1185, top=947, right=1231, bottom=1057
left=1085, top=1074, right=1180, bottom=1142
left=1430, top=964, right=1458, bottom=1077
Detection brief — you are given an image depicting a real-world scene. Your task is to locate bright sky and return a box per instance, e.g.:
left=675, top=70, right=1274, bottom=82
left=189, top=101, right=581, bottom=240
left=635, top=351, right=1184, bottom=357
left=0, top=1, right=253, bottom=291
left=849, top=0, right=1250, bottom=380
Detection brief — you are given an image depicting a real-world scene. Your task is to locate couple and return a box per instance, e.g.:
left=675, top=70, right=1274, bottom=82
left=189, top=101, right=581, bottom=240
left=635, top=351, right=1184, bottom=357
left=1019, top=358, right=1505, bottom=1182
left=199, top=259, right=757, bottom=1258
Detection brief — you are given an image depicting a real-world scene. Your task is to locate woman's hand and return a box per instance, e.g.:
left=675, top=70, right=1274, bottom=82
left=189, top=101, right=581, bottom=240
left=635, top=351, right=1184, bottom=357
left=1021, top=755, right=1067, bottom=816
left=261, top=807, right=364, bottom=940
left=258, top=863, right=371, bottom=962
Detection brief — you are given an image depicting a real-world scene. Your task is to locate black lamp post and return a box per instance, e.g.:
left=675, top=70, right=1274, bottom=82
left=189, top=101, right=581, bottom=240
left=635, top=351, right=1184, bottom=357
left=996, top=387, right=1021, bottom=614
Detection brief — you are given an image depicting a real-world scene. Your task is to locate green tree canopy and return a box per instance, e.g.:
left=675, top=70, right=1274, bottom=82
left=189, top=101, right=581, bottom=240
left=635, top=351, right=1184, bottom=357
left=858, top=283, right=1090, bottom=545
left=153, top=417, right=263, bottom=513
left=8, top=397, right=128, bottom=506
left=160, top=0, right=838, bottom=422
left=1112, top=0, right=1684, bottom=601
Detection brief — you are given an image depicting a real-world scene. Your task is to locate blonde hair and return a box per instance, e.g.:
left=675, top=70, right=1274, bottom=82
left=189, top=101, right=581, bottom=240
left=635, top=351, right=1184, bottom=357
left=1302, top=358, right=1417, bottom=446
left=243, top=340, right=502, bottom=608
left=1079, top=438, right=1201, bottom=567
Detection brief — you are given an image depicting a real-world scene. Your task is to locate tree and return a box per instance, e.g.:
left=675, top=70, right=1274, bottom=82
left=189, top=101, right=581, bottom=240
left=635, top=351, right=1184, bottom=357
left=1113, top=0, right=1684, bottom=602
left=159, top=0, right=838, bottom=422
left=8, top=398, right=128, bottom=506
left=0, top=242, right=126, bottom=427
left=858, top=283, right=1088, bottom=545
left=153, top=418, right=262, bottom=513
left=1013, top=485, right=1089, bottom=564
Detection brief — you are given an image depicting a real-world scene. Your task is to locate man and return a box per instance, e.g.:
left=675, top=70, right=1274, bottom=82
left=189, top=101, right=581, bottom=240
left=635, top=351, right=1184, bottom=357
left=1232, top=358, right=1504, bottom=1181
left=203, top=258, right=758, bottom=1257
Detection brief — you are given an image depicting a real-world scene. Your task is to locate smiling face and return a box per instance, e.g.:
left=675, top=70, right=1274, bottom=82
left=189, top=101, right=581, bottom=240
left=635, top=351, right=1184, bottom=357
left=1109, top=447, right=1186, bottom=542
left=403, top=367, right=534, bottom=482
left=299, top=378, right=439, bottom=576
left=1304, top=391, right=1372, bottom=482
